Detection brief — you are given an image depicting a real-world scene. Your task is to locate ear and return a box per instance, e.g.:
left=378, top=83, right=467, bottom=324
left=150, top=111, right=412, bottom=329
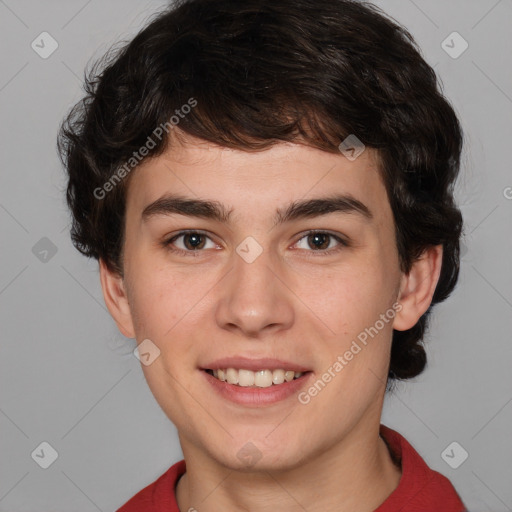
left=393, top=245, right=443, bottom=331
left=99, top=259, right=136, bottom=338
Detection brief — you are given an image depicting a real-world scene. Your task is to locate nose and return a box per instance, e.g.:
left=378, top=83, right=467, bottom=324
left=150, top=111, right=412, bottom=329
left=214, top=244, right=295, bottom=338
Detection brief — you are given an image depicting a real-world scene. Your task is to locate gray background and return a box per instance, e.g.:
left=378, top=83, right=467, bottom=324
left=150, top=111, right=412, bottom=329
left=0, top=0, right=511, bottom=510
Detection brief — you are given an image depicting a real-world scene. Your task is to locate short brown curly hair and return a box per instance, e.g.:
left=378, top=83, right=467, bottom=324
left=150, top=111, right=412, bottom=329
left=57, top=0, right=464, bottom=382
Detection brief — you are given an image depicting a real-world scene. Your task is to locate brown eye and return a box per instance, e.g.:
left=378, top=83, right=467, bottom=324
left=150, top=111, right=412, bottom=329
left=295, top=231, right=347, bottom=253
left=164, top=231, right=217, bottom=254
left=181, top=233, right=206, bottom=250
left=307, top=233, right=331, bottom=250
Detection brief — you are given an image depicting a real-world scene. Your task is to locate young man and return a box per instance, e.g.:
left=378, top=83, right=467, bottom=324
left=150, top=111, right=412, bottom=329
left=58, top=0, right=467, bottom=510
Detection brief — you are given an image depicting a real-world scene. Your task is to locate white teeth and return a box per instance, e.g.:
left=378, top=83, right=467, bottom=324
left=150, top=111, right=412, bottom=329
left=254, top=370, right=273, bottom=387
left=238, top=369, right=255, bottom=387
left=226, top=368, right=239, bottom=384
left=285, top=370, right=295, bottom=382
left=272, top=369, right=285, bottom=385
left=209, top=368, right=305, bottom=387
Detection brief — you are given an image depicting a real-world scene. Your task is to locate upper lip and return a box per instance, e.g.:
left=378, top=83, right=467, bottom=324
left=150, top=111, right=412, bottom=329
left=200, top=357, right=311, bottom=372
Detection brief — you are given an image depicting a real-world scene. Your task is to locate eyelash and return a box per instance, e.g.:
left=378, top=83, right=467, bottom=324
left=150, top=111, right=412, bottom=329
left=162, top=229, right=349, bottom=258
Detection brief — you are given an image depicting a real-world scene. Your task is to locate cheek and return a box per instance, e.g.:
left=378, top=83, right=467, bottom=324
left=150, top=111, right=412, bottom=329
left=126, top=255, right=218, bottom=348
left=303, top=256, right=398, bottom=371
left=125, top=262, right=183, bottom=339
left=305, top=263, right=392, bottom=327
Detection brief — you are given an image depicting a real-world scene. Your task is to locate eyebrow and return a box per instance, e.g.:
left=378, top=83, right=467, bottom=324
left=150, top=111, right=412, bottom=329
left=141, top=193, right=373, bottom=226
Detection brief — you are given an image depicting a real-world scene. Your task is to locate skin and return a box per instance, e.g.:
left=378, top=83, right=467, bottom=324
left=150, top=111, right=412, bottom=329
left=100, top=133, right=443, bottom=512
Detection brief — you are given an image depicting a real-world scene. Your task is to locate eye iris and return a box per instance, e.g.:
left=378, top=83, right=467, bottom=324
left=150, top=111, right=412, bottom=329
left=184, top=233, right=205, bottom=250
left=308, top=233, right=330, bottom=250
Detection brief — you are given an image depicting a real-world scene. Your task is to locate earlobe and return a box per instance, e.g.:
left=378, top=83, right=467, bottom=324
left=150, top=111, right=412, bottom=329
left=99, top=259, right=136, bottom=338
left=393, top=245, right=443, bottom=331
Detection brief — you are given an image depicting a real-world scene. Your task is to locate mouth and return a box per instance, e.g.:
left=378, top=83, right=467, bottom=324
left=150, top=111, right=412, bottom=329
left=201, top=367, right=314, bottom=406
left=199, top=356, right=314, bottom=406
left=203, top=368, right=311, bottom=388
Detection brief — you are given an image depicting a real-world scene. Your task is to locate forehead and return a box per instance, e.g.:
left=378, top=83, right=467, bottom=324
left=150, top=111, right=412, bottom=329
left=125, top=136, right=390, bottom=222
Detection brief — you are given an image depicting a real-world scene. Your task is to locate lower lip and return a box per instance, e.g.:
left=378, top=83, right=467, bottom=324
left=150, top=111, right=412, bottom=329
left=202, top=370, right=313, bottom=407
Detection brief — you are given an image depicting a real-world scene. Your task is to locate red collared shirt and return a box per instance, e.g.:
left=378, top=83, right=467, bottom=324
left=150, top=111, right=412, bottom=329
left=117, top=425, right=466, bottom=511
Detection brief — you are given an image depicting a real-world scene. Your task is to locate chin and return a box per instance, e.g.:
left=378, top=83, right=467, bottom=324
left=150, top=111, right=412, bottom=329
left=208, top=436, right=308, bottom=473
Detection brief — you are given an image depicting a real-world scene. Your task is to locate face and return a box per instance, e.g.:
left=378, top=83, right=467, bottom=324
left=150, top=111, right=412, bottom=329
left=101, top=134, right=433, bottom=472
